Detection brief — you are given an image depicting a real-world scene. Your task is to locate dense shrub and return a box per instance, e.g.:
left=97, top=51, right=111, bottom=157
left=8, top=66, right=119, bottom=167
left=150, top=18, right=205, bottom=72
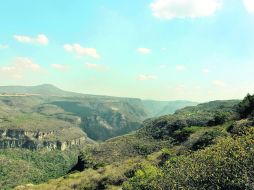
left=191, top=129, right=225, bottom=151
left=0, top=149, right=78, bottom=189
left=122, top=163, right=163, bottom=190
left=123, top=131, right=254, bottom=190
left=207, top=112, right=230, bottom=126
left=237, top=93, right=254, bottom=119
left=173, top=126, right=202, bottom=143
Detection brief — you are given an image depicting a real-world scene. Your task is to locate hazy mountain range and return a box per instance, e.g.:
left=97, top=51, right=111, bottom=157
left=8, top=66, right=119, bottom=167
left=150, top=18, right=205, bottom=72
left=0, top=84, right=197, bottom=142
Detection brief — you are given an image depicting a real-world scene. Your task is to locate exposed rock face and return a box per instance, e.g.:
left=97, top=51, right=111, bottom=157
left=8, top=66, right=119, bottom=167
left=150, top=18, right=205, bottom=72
left=0, top=128, right=86, bottom=151
left=82, top=113, right=142, bottom=141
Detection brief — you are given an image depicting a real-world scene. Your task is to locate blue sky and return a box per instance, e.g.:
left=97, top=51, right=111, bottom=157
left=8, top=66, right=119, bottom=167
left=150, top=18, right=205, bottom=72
left=0, top=0, right=254, bottom=101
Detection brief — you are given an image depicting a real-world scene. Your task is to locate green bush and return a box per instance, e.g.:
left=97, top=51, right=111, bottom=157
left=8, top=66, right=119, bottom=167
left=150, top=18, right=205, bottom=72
left=191, top=129, right=225, bottom=150
left=123, top=131, right=254, bottom=190
left=122, top=163, right=163, bottom=190
left=237, top=93, right=254, bottom=119
left=208, top=112, right=230, bottom=126
left=0, top=149, right=78, bottom=189
left=173, top=126, right=202, bottom=143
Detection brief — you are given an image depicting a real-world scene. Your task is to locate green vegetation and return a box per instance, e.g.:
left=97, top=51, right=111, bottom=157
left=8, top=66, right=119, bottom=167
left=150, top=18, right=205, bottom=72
left=237, top=93, right=254, bottom=119
left=172, top=126, right=202, bottom=143
left=140, top=100, right=238, bottom=140
left=13, top=97, right=254, bottom=190
left=0, top=84, right=198, bottom=141
left=16, top=158, right=143, bottom=190
left=122, top=96, right=254, bottom=190
left=1, top=88, right=254, bottom=190
left=0, top=149, right=78, bottom=189
left=123, top=130, right=254, bottom=190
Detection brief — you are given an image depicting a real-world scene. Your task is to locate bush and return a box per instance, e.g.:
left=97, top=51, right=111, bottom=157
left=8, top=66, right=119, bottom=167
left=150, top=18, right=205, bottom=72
left=173, top=126, right=202, bottom=143
left=123, top=130, right=254, bottom=190
left=191, top=129, right=225, bottom=151
left=0, top=149, right=78, bottom=189
left=237, top=93, right=254, bottom=119
left=208, top=112, right=230, bottom=126
left=122, top=163, right=163, bottom=190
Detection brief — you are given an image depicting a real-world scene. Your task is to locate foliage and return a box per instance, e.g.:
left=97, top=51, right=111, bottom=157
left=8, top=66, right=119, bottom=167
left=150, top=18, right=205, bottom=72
left=237, top=93, right=254, bottom=119
left=15, top=158, right=142, bottom=190
left=207, top=112, right=231, bottom=126
left=227, top=119, right=254, bottom=136
left=2, top=95, right=253, bottom=190
left=141, top=100, right=239, bottom=140
left=89, top=134, right=172, bottom=164
left=70, top=150, right=105, bottom=172
left=0, top=149, right=78, bottom=189
left=124, top=130, right=254, bottom=190
left=122, top=163, right=163, bottom=190
left=173, top=126, right=202, bottom=143
left=191, top=129, right=226, bottom=150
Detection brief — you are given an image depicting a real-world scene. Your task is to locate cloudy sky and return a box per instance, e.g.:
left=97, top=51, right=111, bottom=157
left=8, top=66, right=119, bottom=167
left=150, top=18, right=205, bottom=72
left=0, top=0, right=254, bottom=101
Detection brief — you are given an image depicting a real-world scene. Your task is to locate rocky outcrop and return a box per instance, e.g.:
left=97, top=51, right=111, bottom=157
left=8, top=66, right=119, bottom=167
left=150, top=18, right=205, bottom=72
left=41, top=136, right=86, bottom=151
left=0, top=128, right=86, bottom=150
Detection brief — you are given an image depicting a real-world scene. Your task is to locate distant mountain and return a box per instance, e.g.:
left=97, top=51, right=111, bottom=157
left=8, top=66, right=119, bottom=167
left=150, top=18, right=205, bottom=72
left=0, top=84, right=81, bottom=97
left=142, top=100, right=198, bottom=117
left=0, top=84, right=199, bottom=141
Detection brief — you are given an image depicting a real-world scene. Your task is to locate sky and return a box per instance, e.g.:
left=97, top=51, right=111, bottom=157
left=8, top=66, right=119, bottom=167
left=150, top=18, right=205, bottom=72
left=0, top=0, right=254, bottom=102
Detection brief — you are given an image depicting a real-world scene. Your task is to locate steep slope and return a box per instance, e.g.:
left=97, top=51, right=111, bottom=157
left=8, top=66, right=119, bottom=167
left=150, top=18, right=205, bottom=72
left=88, top=100, right=240, bottom=164
left=51, top=98, right=147, bottom=141
left=141, top=100, right=239, bottom=139
left=0, top=84, right=197, bottom=141
left=143, top=100, right=198, bottom=117
left=15, top=98, right=253, bottom=190
left=0, top=96, right=90, bottom=150
left=0, top=149, right=79, bottom=189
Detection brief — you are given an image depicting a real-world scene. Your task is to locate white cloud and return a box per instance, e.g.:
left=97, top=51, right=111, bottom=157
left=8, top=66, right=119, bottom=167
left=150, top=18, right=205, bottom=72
left=0, top=57, right=42, bottom=79
left=213, top=80, right=225, bottom=87
left=85, top=63, right=107, bottom=71
left=14, top=57, right=41, bottom=71
left=14, top=34, right=49, bottom=45
left=243, top=0, right=254, bottom=12
left=64, top=44, right=73, bottom=52
left=51, top=64, right=69, bottom=72
left=202, top=68, right=210, bottom=73
left=0, top=44, right=9, bottom=49
left=36, top=34, right=49, bottom=45
left=150, top=0, right=222, bottom=20
left=137, top=48, right=151, bottom=54
left=64, top=44, right=100, bottom=58
left=176, top=65, right=186, bottom=71
left=137, top=74, right=157, bottom=81
left=159, top=64, right=167, bottom=69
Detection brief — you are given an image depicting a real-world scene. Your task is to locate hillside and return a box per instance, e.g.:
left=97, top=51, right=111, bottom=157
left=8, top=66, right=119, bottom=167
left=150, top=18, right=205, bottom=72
left=14, top=96, right=254, bottom=190
left=2, top=84, right=251, bottom=190
left=0, top=85, right=200, bottom=189
left=0, top=84, right=196, bottom=141
left=0, top=84, right=71, bottom=96
left=143, top=100, right=198, bottom=117
left=0, top=96, right=89, bottom=150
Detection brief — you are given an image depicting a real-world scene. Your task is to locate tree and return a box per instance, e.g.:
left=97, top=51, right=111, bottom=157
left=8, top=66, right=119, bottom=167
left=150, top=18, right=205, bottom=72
left=122, top=163, right=163, bottom=190
left=237, top=93, right=254, bottom=119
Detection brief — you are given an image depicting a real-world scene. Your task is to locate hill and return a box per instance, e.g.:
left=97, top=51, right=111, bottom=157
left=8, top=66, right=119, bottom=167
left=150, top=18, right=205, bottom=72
left=14, top=97, right=254, bottom=190
left=0, top=84, right=82, bottom=97
left=2, top=85, right=245, bottom=190
left=0, top=84, right=196, bottom=141
left=142, top=100, right=198, bottom=117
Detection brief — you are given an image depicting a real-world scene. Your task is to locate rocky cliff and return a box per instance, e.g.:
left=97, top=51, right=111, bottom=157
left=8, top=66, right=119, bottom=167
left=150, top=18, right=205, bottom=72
left=0, top=128, right=87, bottom=150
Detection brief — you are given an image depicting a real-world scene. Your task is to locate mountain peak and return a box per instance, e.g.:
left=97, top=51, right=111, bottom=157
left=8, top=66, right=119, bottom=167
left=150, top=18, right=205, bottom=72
left=0, top=84, right=74, bottom=97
